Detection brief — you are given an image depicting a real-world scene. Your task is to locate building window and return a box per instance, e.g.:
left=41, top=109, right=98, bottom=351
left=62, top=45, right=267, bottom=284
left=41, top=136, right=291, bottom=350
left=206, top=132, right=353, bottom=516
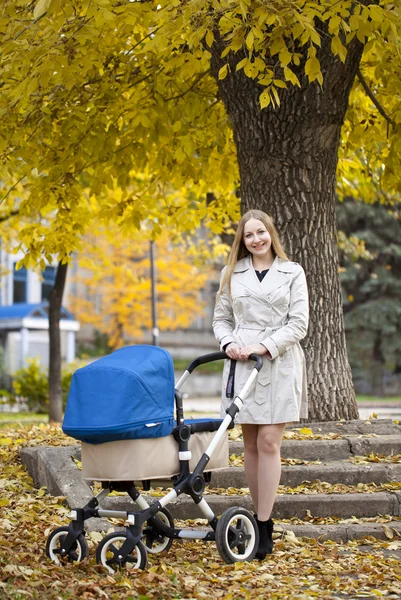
left=13, top=264, right=28, bottom=303
left=41, top=266, right=56, bottom=301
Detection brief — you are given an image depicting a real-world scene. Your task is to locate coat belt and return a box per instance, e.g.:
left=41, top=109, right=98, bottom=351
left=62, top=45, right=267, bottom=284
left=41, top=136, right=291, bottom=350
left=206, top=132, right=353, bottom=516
left=236, top=324, right=278, bottom=333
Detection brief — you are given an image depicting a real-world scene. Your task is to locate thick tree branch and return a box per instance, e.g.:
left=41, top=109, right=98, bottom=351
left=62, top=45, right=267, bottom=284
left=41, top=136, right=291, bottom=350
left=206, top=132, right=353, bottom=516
left=357, top=68, right=395, bottom=127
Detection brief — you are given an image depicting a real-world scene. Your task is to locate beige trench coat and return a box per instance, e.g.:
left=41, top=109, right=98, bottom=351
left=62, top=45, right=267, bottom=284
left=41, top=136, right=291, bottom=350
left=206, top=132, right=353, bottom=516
left=212, top=255, right=309, bottom=424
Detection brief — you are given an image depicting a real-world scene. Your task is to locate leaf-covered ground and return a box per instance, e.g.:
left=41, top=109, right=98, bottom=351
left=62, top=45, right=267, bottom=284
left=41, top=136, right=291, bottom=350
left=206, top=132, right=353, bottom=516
left=1, top=424, right=401, bottom=599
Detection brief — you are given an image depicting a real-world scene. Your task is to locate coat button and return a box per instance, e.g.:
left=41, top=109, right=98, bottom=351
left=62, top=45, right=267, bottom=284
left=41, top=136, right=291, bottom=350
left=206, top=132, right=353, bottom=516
left=245, top=303, right=250, bottom=308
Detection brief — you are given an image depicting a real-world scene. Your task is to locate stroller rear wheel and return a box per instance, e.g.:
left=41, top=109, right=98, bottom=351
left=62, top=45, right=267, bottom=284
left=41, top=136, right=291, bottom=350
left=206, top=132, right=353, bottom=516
left=96, top=532, right=147, bottom=573
left=46, top=526, right=89, bottom=565
left=144, top=507, right=174, bottom=554
left=215, top=507, right=259, bottom=564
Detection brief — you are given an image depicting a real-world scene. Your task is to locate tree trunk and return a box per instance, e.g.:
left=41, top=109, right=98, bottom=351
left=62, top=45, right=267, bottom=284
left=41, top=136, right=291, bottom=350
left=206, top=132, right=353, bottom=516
left=210, top=34, right=363, bottom=420
left=371, top=333, right=385, bottom=397
left=48, top=261, right=68, bottom=423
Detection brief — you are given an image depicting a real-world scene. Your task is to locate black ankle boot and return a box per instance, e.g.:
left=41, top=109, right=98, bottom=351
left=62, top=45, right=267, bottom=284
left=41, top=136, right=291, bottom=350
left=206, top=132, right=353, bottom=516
left=254, top=517, right=274, bottom=560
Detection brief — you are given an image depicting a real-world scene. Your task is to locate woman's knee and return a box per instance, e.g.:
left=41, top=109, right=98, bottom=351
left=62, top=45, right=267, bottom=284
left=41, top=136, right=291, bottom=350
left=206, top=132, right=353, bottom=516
left=257, top=428, right=283, bottom=455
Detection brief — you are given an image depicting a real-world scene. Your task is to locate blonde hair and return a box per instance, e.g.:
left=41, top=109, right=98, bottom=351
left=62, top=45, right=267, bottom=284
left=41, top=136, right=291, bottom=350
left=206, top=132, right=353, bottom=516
left=219, top=210, right=289, bottom=295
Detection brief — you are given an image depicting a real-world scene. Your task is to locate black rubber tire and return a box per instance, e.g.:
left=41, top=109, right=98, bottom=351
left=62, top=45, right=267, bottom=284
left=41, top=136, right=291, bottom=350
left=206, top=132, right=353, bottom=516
left=96, top=532, right=147, bottom=573
left=215, top=507, right=259, bottom=564
left=143, top=507, right=174, bottom=554
left=46, top=526, right=89, bottom=565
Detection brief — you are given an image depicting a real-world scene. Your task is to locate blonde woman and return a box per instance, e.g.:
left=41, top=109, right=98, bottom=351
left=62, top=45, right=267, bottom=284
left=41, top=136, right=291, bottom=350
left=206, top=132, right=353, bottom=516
left=213, top=210, right=309, bottom=559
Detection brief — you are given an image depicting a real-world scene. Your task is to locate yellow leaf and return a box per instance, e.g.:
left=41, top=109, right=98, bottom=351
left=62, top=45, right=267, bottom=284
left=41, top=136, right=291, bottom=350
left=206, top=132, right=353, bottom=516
left=0, top=438, right=13, bottom=445
left=246, top=30, right=254, bottom=51
left=259, top=89, right=271, bottom=109
left=236, top=58, right=248, bottom=72
left=205, top=30, right=214, bottom=48
left=33, top=0, right=52, bottom=20
left=218, top=64, right=229, bottom=80
left=299, top=427, right=313, bottom=435
left=0, top=498, right=9, bottom=507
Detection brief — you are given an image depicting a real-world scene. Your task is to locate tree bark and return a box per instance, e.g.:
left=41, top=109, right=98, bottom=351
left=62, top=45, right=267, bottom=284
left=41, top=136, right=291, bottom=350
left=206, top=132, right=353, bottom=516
left=210, top=34, right=363, bottom=420
left=48, top=261, right=68, bottom=423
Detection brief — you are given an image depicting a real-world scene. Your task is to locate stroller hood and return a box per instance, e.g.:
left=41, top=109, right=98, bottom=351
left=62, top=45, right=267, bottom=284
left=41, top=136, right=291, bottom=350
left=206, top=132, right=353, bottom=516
left=62, top=345, right=175, bottom=444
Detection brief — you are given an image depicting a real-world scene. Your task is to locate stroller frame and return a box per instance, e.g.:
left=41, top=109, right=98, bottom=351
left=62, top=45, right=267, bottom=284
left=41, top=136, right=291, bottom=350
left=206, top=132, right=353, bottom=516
left=46, top=351, right=263, bottom=570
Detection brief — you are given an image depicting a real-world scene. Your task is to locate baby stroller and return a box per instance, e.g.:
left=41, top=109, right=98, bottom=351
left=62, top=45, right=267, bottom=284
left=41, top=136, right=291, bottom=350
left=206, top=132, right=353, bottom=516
left=46, top=345, right=263, bottom=571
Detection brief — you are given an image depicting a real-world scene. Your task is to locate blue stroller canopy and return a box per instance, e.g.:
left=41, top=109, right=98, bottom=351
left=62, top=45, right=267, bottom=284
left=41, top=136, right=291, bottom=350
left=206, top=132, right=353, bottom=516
left=63, top=345, right=175, bottom=444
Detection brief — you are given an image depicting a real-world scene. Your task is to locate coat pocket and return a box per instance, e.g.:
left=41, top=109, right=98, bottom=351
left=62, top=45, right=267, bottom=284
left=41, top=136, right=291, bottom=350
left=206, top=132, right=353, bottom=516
left=255, top=358, right=271, bottom=404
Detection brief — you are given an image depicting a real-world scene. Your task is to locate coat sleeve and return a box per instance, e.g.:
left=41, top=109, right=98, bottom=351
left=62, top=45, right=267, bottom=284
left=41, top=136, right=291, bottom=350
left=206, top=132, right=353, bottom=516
left=261, top=266, right=309, bottom=359
left=212, top=268, right=236, bottom=351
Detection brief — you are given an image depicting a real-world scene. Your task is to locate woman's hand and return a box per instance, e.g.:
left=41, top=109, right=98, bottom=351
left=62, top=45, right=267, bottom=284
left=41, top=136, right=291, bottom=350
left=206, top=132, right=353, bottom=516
left=225, top=342, right=243, bottom=360
left=239, top=344, right=271, bottom=359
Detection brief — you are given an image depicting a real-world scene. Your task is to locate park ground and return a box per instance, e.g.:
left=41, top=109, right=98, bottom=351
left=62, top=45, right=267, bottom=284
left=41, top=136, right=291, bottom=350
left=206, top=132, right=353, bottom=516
left=1, top=421, right=401, bottom=599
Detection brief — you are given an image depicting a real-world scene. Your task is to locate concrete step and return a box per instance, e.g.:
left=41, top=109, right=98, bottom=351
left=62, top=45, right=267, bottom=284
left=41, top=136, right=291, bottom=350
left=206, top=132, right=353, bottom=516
left=229, top=435, right=401, bottom=461
left=21, top=445, right=401, bottom=520
left=100, top=490, right=401, bottom=521
left=212, top=462, right=401, bottom=489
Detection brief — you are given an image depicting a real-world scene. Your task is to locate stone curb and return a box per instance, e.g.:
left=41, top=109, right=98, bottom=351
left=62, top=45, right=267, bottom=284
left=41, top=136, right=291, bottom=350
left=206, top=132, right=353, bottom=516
left=21, top=446, right=401, bottom=522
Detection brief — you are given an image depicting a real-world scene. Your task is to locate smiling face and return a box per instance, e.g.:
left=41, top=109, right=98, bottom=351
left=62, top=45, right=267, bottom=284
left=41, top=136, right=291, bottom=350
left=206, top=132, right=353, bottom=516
left=243, top=218, right=273, bottom=261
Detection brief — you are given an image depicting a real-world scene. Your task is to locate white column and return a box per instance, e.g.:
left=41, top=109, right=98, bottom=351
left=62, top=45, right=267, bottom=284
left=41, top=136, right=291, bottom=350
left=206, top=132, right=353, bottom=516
left=66, top=331, right=75, bottom=363
left=20, top=327, right=29, bottom=367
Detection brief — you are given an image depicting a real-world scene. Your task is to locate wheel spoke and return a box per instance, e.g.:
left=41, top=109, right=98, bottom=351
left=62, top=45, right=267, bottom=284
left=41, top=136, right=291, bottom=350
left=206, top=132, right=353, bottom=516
left=106, top=558, right=117, bottom=567
left=126, top=556, right=136, bottom=564
left=228, top=526, right=237, bottom=549
left=237, top=542, right=246, bottom=554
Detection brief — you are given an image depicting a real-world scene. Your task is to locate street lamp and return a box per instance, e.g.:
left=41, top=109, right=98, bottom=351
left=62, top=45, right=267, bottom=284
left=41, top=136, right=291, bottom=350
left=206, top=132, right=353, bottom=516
left=149, top=240, right=159, bottom=346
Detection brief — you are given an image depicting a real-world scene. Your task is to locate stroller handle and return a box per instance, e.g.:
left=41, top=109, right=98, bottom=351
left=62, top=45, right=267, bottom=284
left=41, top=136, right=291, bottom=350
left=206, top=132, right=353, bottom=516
left=186, top=351, right=263, bottom=374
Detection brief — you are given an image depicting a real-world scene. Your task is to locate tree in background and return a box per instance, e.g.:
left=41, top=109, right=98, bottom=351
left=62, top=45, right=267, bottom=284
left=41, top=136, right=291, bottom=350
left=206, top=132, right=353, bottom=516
left=338, top=200, right=401, bottom=396
left=2, top=1, right=401, bottom=419
left=70, top=226, right=209, bottom=350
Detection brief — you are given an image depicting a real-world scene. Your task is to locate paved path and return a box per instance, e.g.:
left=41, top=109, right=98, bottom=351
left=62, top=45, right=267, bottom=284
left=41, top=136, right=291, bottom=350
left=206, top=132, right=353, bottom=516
left=184, top=396, right=401, bottom=420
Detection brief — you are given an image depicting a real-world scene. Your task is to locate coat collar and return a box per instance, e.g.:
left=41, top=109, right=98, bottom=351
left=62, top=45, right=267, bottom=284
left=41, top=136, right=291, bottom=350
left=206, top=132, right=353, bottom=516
left=232, top=255, right=296, bottom=298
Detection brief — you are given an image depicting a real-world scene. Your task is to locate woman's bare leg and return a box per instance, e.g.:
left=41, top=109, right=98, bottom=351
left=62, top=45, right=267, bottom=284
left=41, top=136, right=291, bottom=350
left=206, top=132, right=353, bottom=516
left=241, top=424, right=260, bottom=513
left=256, top=423, right=286, bottom=521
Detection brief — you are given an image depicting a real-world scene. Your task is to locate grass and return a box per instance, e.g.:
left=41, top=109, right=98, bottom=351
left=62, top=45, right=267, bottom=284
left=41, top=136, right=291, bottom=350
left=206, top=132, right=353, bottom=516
left=0, top=411, right=48, bottom=428
left=356, top=395, right=401, bottom=404
left=173, top=358, right=223, bottom=373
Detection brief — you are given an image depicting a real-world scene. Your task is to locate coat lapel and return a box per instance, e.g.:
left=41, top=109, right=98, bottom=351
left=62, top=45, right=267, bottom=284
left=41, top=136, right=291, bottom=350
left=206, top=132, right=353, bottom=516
left=259, top=257, right=292, bottom=296
left=233, top=255, right=295, bottom=300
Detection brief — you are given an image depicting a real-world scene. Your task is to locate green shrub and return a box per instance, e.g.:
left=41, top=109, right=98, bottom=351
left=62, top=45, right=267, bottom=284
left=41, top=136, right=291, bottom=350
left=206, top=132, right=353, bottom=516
left=12, top=359, right=81, bottom=414
left=13, top=358, right=48, bottom=413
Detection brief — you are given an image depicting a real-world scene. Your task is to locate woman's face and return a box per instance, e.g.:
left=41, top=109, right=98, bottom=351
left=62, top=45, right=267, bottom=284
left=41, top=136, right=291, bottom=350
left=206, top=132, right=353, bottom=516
left=243, top=218, right=272, bottom=259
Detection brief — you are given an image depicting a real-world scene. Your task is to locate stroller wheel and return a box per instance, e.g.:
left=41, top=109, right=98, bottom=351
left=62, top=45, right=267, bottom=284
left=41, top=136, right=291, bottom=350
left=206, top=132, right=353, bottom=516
left=215, top=507, right=259, bottom=564
left=144, top=507, right=174, bottom=554
left=96, top=532, right=147, bottom=574
left=46, top=526, right=89, bottom=565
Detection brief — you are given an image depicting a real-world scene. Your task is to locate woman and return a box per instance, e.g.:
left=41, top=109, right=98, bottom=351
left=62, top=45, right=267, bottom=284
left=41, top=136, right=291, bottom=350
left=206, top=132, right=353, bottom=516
left=212, top=209, right=309, bottom=560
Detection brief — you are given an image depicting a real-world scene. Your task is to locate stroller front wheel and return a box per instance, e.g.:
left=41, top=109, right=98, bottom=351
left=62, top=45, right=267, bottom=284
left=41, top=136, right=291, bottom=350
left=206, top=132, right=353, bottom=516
left=46, top=526, right=89, bottom=565
left=144, top=507, right=174, bottom=554
left=215, top=507, right=259, bottom=564
left=96, top=532, right=147, bottom=574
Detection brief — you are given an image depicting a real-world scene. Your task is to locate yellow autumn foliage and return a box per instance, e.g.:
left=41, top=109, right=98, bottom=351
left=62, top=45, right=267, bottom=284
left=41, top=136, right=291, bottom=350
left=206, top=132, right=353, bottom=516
left=70, top=225, right=209, bottom=349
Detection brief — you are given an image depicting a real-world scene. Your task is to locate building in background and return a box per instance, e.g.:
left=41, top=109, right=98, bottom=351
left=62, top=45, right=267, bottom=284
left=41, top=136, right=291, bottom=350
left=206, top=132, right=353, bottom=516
left=0, top=247, right=79, bottom=373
